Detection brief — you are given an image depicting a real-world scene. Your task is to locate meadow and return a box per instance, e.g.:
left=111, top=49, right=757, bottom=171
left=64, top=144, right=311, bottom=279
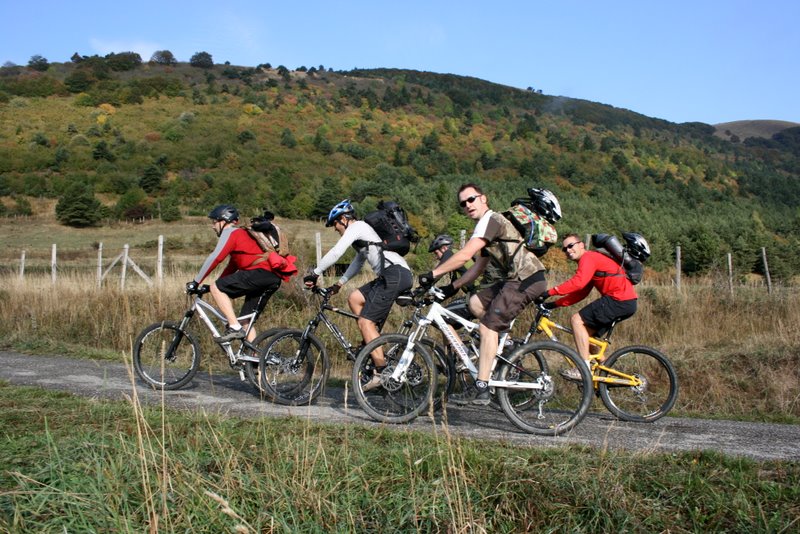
left=1, top=214, right=798, bottom=531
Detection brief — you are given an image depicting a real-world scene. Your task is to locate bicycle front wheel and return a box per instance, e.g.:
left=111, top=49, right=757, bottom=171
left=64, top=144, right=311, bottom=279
left=259, top=328, right=330, bottom=405
left=496, top=341, right=592, bottom=436
left=243, top=327, right=286, bottom=394
left=420, top=338, right=455, bottom=411
left=133, top=321, right=200, bottom=390
left=352, top=334, right=437, bottom=424
left=598, top=345, right=678, bottom=422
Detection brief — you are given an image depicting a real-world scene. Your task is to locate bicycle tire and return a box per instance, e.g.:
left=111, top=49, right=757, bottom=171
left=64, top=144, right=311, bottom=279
left=496, top=340, right=592, bottom=436
left=352, top=333, right=437, bottom=424
left=258, top=328, right=330, bottom=405
left=242, top=327, right=286, bottom=393
left=133, top=321, right=200, bottom=390
left=598, top=345, right=678, bottom=422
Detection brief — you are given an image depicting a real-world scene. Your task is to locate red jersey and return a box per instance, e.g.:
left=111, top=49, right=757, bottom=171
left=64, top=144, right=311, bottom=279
left=550, top=250, right=637, bottom=308
left=194, top=227, right=270, bottom=283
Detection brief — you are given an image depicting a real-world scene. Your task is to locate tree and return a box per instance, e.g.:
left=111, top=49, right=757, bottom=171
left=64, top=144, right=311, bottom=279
left=28, top=55, right=49, bottom=72
left=150, top=50, right=177, bottom=66
left=139, top=164, right=164, bottom=193
left=55, top=183, right=103, bottom=227
left=105, top=52, right=142, bottom=71
left=280, top=128, right=297, bottom=148
left=190, top=51, right=214, bottom=69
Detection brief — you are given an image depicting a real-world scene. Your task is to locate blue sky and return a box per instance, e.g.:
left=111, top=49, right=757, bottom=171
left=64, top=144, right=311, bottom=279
left=3, top=0, right=798, bottom=125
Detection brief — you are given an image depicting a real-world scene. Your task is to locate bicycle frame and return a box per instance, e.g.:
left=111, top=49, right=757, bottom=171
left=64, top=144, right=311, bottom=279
left=529, top=307, right=643, bottom=388
left=302, top=294, right=361, bottom=359
left=392, top=297, right=541, bottom=391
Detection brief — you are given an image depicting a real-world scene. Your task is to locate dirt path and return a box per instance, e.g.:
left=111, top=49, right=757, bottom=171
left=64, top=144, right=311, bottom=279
left=2, top=350, right=798, bottom=462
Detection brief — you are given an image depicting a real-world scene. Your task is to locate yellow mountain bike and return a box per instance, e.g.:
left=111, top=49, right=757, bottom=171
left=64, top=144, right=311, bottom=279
left=526, top=304, right=678, bottom=422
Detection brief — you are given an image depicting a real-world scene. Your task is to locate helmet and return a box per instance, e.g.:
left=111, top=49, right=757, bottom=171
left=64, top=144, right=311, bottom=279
left=527, top=188, right=562, bottom=224
left=622, top=232, right=650, bottom=262
left=208, top=204, right=239, bottom=223
left=428, top=234, right=454, bottom=253
left=325, top=199, right=355, bottom=227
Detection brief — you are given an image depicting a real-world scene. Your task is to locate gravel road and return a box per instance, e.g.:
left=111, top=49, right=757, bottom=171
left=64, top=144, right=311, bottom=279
left=2, top=350, right=797, bottom=462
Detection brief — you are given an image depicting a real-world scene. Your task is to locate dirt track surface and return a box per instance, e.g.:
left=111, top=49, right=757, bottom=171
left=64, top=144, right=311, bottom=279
left=2, top=350, right=798, bottom=462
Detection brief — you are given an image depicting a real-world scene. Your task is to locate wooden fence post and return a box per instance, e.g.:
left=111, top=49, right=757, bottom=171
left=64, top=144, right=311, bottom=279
left=19, top=250, right=25, bottom=280
left=315, top=232, right=323, bottom=285
left=97, top=242, right=103, bottom=288
left=157, top=235, right=164, bottom=285
left=761, top=247, right=772, bottom=294
left=51, top=244, right=57, bottom=285
left=727, top=252, right=734, bottom=296
left=121, top=244, right=129, bottom=290
left=675, top=245, right=681, bottom=292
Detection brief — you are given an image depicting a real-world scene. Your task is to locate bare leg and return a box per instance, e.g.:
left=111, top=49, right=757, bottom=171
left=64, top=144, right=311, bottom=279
left=570, top=312, right=592, bottom=364
left=210, top=282, right=240, bottom=328
left=477, top=323, right=499, bottom=382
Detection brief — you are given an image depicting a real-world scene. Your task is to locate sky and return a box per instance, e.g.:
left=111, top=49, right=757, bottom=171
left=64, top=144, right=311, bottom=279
left=3, top=0, right=799, bottom=125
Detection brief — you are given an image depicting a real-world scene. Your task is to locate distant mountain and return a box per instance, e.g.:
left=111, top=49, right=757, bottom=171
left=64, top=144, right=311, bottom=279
left=714, top=120, right=800, bottom=142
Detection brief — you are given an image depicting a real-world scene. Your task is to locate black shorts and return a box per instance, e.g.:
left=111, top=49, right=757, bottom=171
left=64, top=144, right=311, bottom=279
left=215, top=268, right=281, bottom=317
left=579, top=296, right=637, bottom=331
left=357, top=265, right=413, bottom=324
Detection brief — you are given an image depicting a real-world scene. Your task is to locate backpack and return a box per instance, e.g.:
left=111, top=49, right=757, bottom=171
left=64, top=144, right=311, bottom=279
left=247, top=210, right=288, bottom=255
left=363, top=200, right=419, bottom=256
left=502, top=202, right=558, bottom=257
left=591, top=233, right=644, bottom=285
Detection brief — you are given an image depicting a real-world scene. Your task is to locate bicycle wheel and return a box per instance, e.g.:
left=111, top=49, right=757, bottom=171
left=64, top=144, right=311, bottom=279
left=352, top=334, right=437, bottom=424
left=496, top=341, right=592, bottom=436
left=598, top=345, right=679, bottom=422
left=133, top=321, right=200, bottom=390
left=243, top=327, right=286, bottom=394
left=258, top=328, right=330, bottom=405
left=420, top=338, right=455, bottom=411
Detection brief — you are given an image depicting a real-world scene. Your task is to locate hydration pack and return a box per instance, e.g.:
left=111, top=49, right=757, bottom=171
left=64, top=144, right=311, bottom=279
left=247, top=210, right=288, bottom=255
left=503, top=201, right=558, bottom=257
left=363, top=200, right=419, bottom=256
left=592, top=233, right=645, bottom=285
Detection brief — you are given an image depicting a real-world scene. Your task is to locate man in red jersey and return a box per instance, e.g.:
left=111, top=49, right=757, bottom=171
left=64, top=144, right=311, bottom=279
left=187, top=205, right=284, bottom=343
left=536, top=233, right=637, bottom=379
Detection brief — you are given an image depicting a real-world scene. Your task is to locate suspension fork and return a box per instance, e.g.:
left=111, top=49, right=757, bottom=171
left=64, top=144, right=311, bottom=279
left=164, top=307, right=196, bottom=360
left=390, top=322, right=430, bottom=381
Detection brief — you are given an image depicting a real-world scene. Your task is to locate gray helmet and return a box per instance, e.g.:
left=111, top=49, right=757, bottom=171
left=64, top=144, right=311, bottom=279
left=208, top=204, right=239, bottom=223
left=428, top=234, right=454, bottom=253
left=527, top=188, right=562, bottom=224
left=623, top=232, right=650, bottom=262
left=326, top=199, right=355, bottom=227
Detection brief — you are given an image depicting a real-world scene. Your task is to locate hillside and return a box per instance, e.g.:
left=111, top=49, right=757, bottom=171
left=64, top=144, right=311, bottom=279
left=1, top=57, right=799, bottom=280
left=714, top=120, right=800, bottom=142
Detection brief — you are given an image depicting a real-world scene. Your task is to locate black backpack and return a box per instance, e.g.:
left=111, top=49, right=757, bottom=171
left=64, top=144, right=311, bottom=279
left=363, top=200, right=419, bottom=256
left=592, top=233, right=644, bottom=285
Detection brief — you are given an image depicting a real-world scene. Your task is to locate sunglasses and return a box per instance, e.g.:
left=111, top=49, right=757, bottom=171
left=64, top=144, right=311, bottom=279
left=562, top=241, right=582, bottom=252
left=459, top=195, right=481, bottom=208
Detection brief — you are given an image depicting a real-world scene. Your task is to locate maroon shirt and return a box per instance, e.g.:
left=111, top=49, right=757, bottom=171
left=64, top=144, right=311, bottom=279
left=549, top=250, right=637, bottom=308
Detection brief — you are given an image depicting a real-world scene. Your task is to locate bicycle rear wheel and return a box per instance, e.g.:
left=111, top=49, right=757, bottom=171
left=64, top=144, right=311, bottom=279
left=352, top=334, right=437, bottom=424
left=133, top=321, right=200, bottom=390
left=259, top=328, right=330, bottom=405
left=242, top=327, right=286, bottom=393
left=496, top=341, right=592, bottom=436
left=598, top=345, right=678, bottom=422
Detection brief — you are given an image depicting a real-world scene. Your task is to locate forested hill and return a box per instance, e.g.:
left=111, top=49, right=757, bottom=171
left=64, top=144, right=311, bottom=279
left=1, top=55, right=799, bottom=279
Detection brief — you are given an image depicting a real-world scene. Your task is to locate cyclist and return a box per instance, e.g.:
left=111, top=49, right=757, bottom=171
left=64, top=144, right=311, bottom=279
left=188, top=205, right=286, bottom=343
left=303, top=199, right=413, bottom=391
left=418, top=183, right=548, bottom=405
left=535, top=232, right=647, bottom=379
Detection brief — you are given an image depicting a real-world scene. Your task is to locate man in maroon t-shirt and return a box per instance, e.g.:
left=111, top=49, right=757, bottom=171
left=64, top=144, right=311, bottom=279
left=538, top=233, right=637, bottom=379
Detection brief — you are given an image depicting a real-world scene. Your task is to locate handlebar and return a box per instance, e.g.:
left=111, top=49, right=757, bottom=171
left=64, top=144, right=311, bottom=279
left=187, top=284, right=211, bottom=296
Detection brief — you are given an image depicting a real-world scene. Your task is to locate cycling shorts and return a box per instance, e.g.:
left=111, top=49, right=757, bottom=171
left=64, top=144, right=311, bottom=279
left=216, top=269, right=281, bottom=316
left=579, top=295, right=637, bottom=331
left=356, top=265, right=413, bottom=324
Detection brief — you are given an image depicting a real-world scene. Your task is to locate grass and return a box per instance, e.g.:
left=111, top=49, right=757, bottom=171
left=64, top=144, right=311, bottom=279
left=1, top=382, right=798, bottom=532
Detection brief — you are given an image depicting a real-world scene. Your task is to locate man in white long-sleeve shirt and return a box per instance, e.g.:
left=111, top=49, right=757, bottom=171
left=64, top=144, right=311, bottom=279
left=303, top=199, right=413, bottom=391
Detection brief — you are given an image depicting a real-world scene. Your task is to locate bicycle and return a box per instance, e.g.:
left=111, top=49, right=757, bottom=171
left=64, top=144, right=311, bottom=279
left=351, top=287, right=594, bottom=434
left=133, top=284, right=281, bottom=392
left=257, top=286, right=454, bottom=406
left=527, top=304, right=679, bottom=422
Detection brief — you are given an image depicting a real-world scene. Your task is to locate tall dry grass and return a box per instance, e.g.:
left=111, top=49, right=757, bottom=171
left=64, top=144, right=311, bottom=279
left=0, top=271, right=798, bottom=421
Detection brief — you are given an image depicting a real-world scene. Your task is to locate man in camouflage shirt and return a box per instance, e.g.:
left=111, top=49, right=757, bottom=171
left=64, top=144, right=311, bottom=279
left=418, top=183, right=548, bottom=405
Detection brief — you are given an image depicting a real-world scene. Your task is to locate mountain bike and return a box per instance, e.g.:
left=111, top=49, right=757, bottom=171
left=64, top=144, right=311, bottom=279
left=527, top=304, right=679, bottom=422
left=258, top=286, right=454, bottom=406
left=133, top=284, right=281, bottom=391
left=351, top=287, right=594, bottom=434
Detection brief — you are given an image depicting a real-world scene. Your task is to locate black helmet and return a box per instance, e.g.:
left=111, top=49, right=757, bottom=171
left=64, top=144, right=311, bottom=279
left=208, top=204, right=239, bottom=223
left=428, top=234, right=454, bottom=253
left=622, top=232, right=650, bottom=262
left=326, top=199, right=355, bottom=227
left=527, top=188, right=562, bottom=224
